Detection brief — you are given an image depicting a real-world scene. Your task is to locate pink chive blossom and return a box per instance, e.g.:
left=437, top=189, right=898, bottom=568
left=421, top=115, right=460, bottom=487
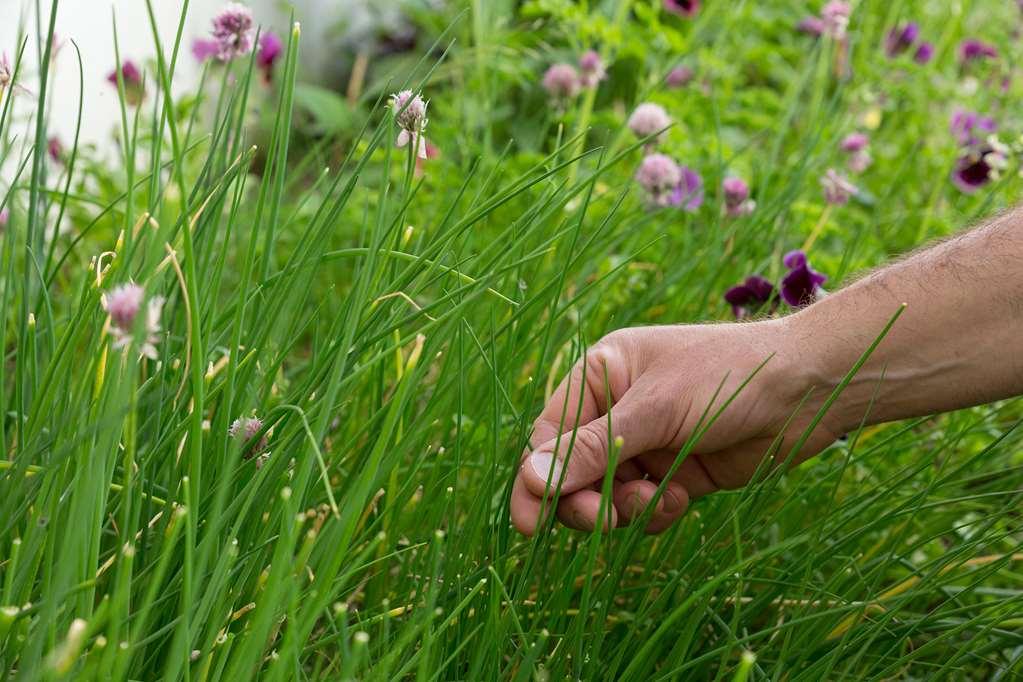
left=47, top=136, right=63, bottom=164
left=914, top=42, right=934, bottom=64
left=229, top=415, right=269, bottom=459
left=722, top=176, right=755, bottom=216
left=578, top=50, right=606, bottom=88
left=211, top=2, right=256, bottom=62
left=0, top=52, right=12, bottom=92
left=107, top=61, right=145, bottom=106
left=390, top=90, right=429, bottom=159
left=666, top=65, right=694, bottom=88
left=958, top=39, right=998, bottom=65
left=821, top=1, right=851, bottom=40
left=797, top=16, right=825, bottom=37
left=724, top=275, right=776, bottom=319
left=0, top=208, right=8, bottom=229
left=635, top=154, right=683, bottom=207
left=257, top=30, right=283, bottom=81
left=103, top=283, right=164, bottom=359
left=669, top=166, right=704, bottom=212
left=821, top=168, right=857, bottom=204
left=542, top=63, right=581, bottom=100
left=192, top=38, right=220, bottom=63
left=627, top=102, right=672, bottom=142
left=840, top=132, right=871, bottom=173
left=664, top=0, right=699, bottom=18
left=781, top=250, right=827, bottom=307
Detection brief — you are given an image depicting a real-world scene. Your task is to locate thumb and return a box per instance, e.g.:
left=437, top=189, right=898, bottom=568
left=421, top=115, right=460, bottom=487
left=521, top=391, right=664, bottom=497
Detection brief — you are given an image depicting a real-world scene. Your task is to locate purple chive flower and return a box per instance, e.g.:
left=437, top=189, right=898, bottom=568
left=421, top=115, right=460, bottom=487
left=797, top=16, right=825, bottom=37
left=0, top=208, right=7, bottom=230
left=884, top=22, right=919, bottom=57
left=722, top=176, right=755, bottom=216
left=107, top=60, right=145, bottom=106
left=914, top=42, right=934, bottom=64
left=724, top=275, right=776, bottom=319
left=664, top=0, right=699, bottom=18
left=47, top=136, right=63, bottom=163
left=635, top=154, right=683, bottom=207
left=840, top=132, right=869, bottom=152
left=669, top=165, right=704, bottom=212
left=950, top=110, right=997, bottom=147
left=542, top=63, right=581, bottom=100
left=257, top=30, right=283, bottom=81
left=821, top=1, right=851, bottom=40
left=666, top=65, right=694, bottom=87
left=211, top=2, right=256, bottom=61
left=191, top=38, right=220, bottom=63
left=229, top=416, right=269, bottom=459
left=821, top=168, right=857, bottom=204
left=840, top=133, right=871, bottom=173
left=578, top=50, right=606, bottom=88
left=959, top=39, right=998, bottom=64
left=781, top=251, right=827, bottom=307
left=390, top=90, right=429, bottom=159
left=627, top=102, right=672, bottom=142
left=103, top=283, right=164, bottom=358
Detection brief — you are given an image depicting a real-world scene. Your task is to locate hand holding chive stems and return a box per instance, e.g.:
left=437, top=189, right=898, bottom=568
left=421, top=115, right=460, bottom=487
left=513, top=207, right=1023, bottom=535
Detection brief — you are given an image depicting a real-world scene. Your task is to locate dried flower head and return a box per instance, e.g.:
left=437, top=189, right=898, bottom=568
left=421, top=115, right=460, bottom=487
left=542, top=63, right=580, bottom=100
left=820, top=168, right=857, bottom=204
left=627, top=102, right=672, bottom=142
left=212, top=2, right=256, bottom=61
left=578, top=50, right=606, bottom=88
left=635, top=154, right=683, bottom=206
left=390, top=90, right=429, bottom=159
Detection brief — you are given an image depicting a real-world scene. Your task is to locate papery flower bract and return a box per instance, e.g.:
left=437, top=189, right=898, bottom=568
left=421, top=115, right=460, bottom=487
left=257, top=30, right=283, bottom=81
left=669, top=166, right=704, bottom=213
left=821, top=168, right=857, bottom=204
left=885, top=22, right=919, bottom=57
left=211, top=2, right=256, bottom=61
left=821, top=1, right=851, bottom=40
left=950, top=110, right=997, bottom=146
left=959, top=39, right=998, bottom=65
left=390, top=89, right=429, bottom=159
left=724, top=275, right=775, bottom=318
left=107, top=60, right=145, bottom=106
left=635, top=154, right=682, bottom=207
left=627, top=102, right=672, bottom=142
left=191, top=38, right=220, bottom=63
left=914, top=42, right=934, bottom=64
left=541, top=63, right=580, bottom=100
left=229, top=416, right=269, bottom=459
left=663, top=0, right=699, bottom=17
left=578, top=50, right=606, bottom=88
left=780, top=251, right=827, bottom=307
left=797, top=16, right=825, bottom=37
left=722, top=176, right=755, bottom=216
left=666, top=65, right=694, bottom=87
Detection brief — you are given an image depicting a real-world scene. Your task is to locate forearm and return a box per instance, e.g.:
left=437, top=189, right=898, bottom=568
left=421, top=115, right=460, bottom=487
left=788, top=207, right=1023, bottom=430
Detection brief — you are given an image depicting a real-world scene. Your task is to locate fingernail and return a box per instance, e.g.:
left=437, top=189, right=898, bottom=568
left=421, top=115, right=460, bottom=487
left=528, top=451, right=563, bottom=485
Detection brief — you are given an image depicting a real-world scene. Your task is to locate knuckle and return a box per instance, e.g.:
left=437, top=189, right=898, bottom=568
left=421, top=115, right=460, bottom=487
left=569, top=425, right=609, bottom=468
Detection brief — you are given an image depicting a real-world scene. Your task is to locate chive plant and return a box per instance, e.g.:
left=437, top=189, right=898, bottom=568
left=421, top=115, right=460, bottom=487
left=1, top=1, right=1022, bottom=680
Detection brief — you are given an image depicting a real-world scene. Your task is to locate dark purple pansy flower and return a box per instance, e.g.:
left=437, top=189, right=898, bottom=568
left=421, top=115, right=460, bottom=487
left=724, top=275, right=776, bottom=319
left=192, top=38, right=219, bottom=63
left=257, top=30, right=283, bottom=81
left=913, top=42, right=934, bottom=64
left=959, top=39, right=998, bottom=64
left=952, top=144, right=1007, bottom=194
left=664, top=0, right=699, bottom=17
left=950, top=110, right=997, bottom=147
left=780, top=250, right=827, bottom=307
left=885, top=22, right=919, bottom=57
left=668, top=166, right=704, bottom=212
left=797, top=16, right=825, bottom=37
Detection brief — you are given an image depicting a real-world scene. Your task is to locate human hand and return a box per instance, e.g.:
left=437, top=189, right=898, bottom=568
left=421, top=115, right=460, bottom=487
left=510, top=320, right=845, bottom=535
